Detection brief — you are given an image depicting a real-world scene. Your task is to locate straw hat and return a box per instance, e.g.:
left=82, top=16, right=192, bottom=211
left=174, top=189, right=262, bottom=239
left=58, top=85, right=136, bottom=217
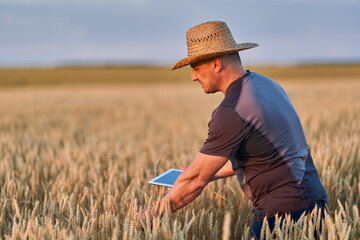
left=172, top=21, right=258, bottom=70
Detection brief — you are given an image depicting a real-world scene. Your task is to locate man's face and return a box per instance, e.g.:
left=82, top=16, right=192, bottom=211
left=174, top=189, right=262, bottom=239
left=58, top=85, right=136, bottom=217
left=191, top=59, right=219, bottom=94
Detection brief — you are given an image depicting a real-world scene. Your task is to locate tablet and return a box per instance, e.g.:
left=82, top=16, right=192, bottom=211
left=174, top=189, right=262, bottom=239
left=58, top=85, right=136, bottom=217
left=148, top=169, right=182, bottom=187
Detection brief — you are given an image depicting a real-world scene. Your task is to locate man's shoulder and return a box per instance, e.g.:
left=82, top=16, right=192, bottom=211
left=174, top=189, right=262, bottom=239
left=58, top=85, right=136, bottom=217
left=221, top=71, right=269, bottom=109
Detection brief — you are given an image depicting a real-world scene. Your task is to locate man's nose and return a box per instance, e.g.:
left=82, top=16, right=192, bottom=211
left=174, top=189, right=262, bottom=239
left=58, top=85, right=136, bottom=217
left=191, top=70, right=198, bottom=82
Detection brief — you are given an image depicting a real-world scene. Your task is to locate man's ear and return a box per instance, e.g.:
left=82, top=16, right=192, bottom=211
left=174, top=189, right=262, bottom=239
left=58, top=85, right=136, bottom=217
left=212, top=57, right=222, bottom=73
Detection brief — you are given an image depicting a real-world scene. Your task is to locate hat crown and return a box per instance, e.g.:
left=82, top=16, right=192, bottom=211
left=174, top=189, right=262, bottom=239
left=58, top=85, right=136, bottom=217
left=186, top=21, right=237, bottom=57
left=172, top=20, right=258, bottom=70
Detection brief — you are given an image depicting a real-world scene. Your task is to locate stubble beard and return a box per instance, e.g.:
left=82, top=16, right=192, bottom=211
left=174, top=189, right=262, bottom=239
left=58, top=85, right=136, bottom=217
left=202, top=85, right=218, bottom=94
left=201, top=82, right=218, bottom=94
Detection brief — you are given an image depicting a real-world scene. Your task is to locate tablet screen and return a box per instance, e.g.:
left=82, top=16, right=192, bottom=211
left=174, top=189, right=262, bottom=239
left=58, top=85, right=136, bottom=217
left=148, top=169, right=182, bottom=187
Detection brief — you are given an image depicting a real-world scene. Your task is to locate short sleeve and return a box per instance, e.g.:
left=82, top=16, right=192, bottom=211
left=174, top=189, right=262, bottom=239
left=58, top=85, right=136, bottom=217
left=199, top=106, right=244, bottom=157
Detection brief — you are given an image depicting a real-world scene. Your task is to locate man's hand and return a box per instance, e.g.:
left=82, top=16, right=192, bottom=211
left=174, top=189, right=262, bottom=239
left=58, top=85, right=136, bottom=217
left=157, top=152, right=231, bottom=213
left=140, top=208, right=150, bottom=220
left=139, top=207, right=155, bottom=230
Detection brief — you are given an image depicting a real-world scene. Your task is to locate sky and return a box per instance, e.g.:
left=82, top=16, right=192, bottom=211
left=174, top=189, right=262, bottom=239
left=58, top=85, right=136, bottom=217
left=0, top=0, right=360, bottom=67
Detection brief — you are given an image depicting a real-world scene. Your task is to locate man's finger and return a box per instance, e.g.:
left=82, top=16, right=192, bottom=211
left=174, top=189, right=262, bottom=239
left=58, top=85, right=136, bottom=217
left=180, top=166, right=187, bottom=171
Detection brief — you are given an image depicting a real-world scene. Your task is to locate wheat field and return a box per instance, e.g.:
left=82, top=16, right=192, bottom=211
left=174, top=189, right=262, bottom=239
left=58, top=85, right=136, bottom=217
left=0, top=65, right=359, bottom=239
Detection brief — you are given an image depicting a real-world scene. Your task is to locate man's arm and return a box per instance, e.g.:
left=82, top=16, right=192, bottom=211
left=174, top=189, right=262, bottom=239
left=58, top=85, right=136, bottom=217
left=209, top=160, right=236, bottom=181
left=157, top=152, right=230, bottom=213
left=180, top=159, right=235, bottom=181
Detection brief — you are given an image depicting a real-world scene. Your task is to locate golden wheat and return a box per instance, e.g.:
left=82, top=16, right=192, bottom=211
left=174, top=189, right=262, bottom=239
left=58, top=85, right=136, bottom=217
left=0, top=67, right=359, bottom=239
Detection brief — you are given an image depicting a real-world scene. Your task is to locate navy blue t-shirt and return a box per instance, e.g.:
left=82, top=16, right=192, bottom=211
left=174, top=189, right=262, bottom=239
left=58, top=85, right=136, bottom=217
left=200, top=71, right=327, bottom=220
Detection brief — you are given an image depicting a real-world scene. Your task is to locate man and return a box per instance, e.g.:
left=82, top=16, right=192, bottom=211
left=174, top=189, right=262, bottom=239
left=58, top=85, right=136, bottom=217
left=144, top=21, right=327, bottom=239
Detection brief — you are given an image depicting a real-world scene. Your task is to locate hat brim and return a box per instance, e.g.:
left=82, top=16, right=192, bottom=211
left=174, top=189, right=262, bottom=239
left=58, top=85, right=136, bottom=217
left=172, top=42, right=259, bottom=70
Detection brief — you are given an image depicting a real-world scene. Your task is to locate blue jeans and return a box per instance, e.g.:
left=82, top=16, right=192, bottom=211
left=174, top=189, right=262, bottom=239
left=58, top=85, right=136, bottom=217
left=251, top=201, right=326, bottom=240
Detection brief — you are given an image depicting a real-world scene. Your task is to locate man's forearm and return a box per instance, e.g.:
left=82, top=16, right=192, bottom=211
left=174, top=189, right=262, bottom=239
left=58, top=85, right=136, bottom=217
left=159, top=160, right=235, bottom=213
left=210, top=160, right=235, bottom=181
left=159, top=175, right=207, bottom=213
left=149, top=152, right=229, bottom=216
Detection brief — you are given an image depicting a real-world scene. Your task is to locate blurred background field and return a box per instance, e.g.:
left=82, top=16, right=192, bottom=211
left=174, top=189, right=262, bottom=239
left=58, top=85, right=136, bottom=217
left=0, top=64, right=359, bottom=239
left=1, top=64, right=360, bottom=87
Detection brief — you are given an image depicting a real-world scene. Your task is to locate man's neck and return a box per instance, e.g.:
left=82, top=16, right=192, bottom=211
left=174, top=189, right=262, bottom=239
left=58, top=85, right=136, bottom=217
left=219, top=65, right=247, bottom=94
